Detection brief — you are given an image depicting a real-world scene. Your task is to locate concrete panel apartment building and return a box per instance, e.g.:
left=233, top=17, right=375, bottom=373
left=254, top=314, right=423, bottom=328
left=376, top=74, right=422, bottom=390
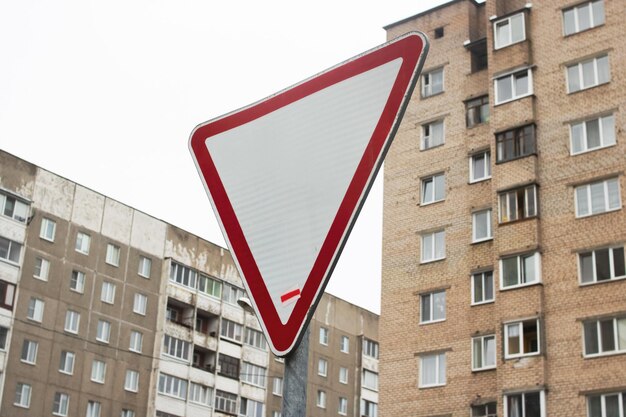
left=381, top=1, right=625, bottom=417
left=0, top=149, right=379, bottom=417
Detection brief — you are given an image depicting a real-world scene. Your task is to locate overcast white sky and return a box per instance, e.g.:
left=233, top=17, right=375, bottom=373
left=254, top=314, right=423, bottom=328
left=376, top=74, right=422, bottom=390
left=0, top=0, right=449, bottom=314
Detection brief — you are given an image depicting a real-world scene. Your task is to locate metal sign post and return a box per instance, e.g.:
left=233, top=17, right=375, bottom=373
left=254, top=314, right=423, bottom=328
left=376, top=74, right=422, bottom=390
left=283, top=326, right=310, bottom=417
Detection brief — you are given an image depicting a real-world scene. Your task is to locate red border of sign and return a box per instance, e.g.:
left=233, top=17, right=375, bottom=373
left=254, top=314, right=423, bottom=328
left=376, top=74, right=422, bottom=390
left=189, top=32, right=428, bottom=356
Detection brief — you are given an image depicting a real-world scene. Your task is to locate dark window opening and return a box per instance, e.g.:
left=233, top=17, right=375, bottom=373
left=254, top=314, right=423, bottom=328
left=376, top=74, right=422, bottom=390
left=434, top=27, right=444, bottom=39
left=496, top=124, right=536, bottom=162
left=467, top=38, right=488, bottom=72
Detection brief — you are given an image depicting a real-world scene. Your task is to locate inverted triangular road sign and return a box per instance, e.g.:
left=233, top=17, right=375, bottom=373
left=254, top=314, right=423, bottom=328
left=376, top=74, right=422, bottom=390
left=189, top=32, right=428, bottom=356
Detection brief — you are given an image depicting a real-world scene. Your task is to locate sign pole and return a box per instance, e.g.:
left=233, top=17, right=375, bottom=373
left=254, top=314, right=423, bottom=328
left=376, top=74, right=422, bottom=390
left=282, top=326, right=310, bottom=417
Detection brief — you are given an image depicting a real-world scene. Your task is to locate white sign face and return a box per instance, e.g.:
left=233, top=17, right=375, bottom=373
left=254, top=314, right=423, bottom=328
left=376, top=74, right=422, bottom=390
left=190, top=32, right=429, bottom=356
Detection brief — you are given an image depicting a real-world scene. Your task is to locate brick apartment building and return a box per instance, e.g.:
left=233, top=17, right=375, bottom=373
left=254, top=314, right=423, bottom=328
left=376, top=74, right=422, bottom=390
left=0, top=149, right=379, bottom=417
left=380, top=1, right=625, bottom=417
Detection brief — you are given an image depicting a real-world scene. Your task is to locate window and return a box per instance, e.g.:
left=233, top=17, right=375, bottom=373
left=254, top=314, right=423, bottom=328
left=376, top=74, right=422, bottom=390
left=70, top=270, right=85, bottom=293
left=189, top=382, right=212, bottom=406
left=162, top=335, right=190, bottom=361
left=501, top=252, right=541, bottom=288
left=580, top=246, right=626, bottom=285
left=91, top=359, right=106, bottom=383
left=362, top=400, right=378, bottom=417
left=495, top=69, right=532, bottom=104
left=121, top=410, right=136, bottom=417
left=339, top=367, right=349, bottom=384
left=59, top=351, right=75, bottom=374
left=129, top=330, right=143, bottom=353
left=53, top=392, right=70, bottom=416
left=494, top=12, right=526, bottom=49
left=504, top=391, right=545, bottom=417
left=466, top=96, right=490, bottom=128
left=317, top=390, right=326, bottom=408
left=0, top=280, right=16, bottom=310
left=422, top=67, right=444, bottom=97
left=133, top=293, right=147, bottom=315
left=419, top=352, right=446, bottom=387
left=0, top=326, right=8, bottom=350
left=215, top=390, right=237, bottom=414
left=421, top=173, right=445, bottom=204
left=96, top=320, right=111, bottom=343
left=505, top=319, right=540, bottom=358
left=0, top=236, right=22, bottom=264
left=319, top=327, right=329, bottom=345
left=105, top=243, right=120, bottom=266
left=86, top=400, right=101, bottom=417
left=338, top=397, right=348, bottom=415
left=587, top=391, right=626, bottom=417
left=241, top=362, right=266, bottom=387
left=570, top=114, right=615, bottom=155
left=240, top=398, right=263, bottom=417
left=273, top=412, right=282, bottom=417
left=40, top=217, right=56, bottom=241
left=34, top=257, right=50, bottom=281
left=220, top=318, right=243, bottom=342
left=21, top=339, right=38, bottom=364
left=434, top=27, right=444, bottom=39
left=272, top=377, right=283, bottom=396
left=468, top=38, right=488, bottom=73
left=363, top=338, right=379, bottom=359
left=218, top=354, right=240, bottom=379
left=65, top=310, right=80, bottom=333
left=567, top=55, right=610, bottom=93
left=575, top=177, right=621, bottom=218
left=472, top=335, right=496, bottom=371
left=124, top=369, right=139, bottom=392
left=422, top=120, right=444, bottom=149
left=169, top=262, right=197, bottom=288
left=362, top=369, right=379, bottom=391
left=473, top=209, right=493, bottom=243
left=563, top=0, right=604, bottom=36
left=14, top=383, right=31, bottom=408
left=138, top=256, right=151, bottom=278
left=318, top=358, right=328, bottom=376
left=340, top=335, right=349, bottom=353
left=496, top=124, right=536, bottom=162
left=75, top=232, right=90, bottom=254
left=0, top=192, right=28, bottom=223
left=421, top=230, right=445, bottom=263
left=470, top=151, right=491, bottom=183
left=472, top=402, right=497, bottom=417
left=198, top=273, right=221, bottom=298
left=27, top=297, right=44, bottom=322
left=472, top=270, right=495, bottom=305
left=244, top=327, right=267, bottom=350
left=420, top=290, right=446, bottom=323
left=499, top=184, right=538, bottom=223
left=583, top=316, right=626, bottom=356
left=158, top=373, right=187, bottom=400
left=222, top=283, right=245, bottom=305
left=100, top=281, right=116, bottom=304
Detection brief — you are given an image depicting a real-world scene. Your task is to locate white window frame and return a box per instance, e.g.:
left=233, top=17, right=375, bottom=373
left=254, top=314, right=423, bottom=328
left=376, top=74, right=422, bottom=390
left=26, top=297, right=44, bottom=322
left=75, top=232, right=90, bottom=255
left=575, top=177, right=621, bottom=218
left=220, top=318, right=243, bottom=342
left=105, top=243, right=120, bottom=266
left=472, top=209, right=493, bottom=243
left=59, top=350, right=75, bottom=375
left=421, top=173, right=445, bottom=205
left=158, top=373, right=188, bottom=400
left=189, top=382, right=212, bottom=407
left=100, top=281, right=116, bottom=304
left=0, top=192, right=29, bottom=223
left=419, top=352, right=446, bottom=388
left=96, top=319, right=111, bottom=343
left=472, top=270, right=495, bottom=305
left=472, top=334, right=497, bottom=371
left=241, top=361, right=266, bottom=387
left=570, top=114, right=616, bottom=155
left=578, top=246, right=625, bottom=285
left=318, top=358, right=328, bottom=377
left=421, top=119, right=445, bottom=150
left=420, top=290, right=446, bottom=324
left=133, top=293, right=147, bottom=315
left=421, top=230, right=446, bottom=263
left=317, top=390, right=326, bottom=409
left=338, top=397, right=348, bottom=416
left=500, top=252, right=542, bottom=289
left=70, top=270, right=85, bottom=293
left=504, top=319, right=541, bottom=359
left=0, top=236, right=22, bottom=264
left=14, top=383, right=31, bottom=408
left=52, top=392, right=70, bottom=416
left=503, top=390, right=546, bottom=417
left=563, top=0, right=605, bottom=36
left=421, top=67, right=444, bottom=97
left=319, top=327, right=329, bottom=345
left=340, top=335, right=349, bottom=353
left=21, top=339, right=38, bottom=364
left=362, top=369, right=379, bottom=391
left=138, top=256, right=151, bottom=278
left=494, top=12, right=526, bottom=50
left=582, top=317, right=626, bottom=357
left=363, top=338, right=379, bottom=359
left=121, top=410, right=136, bottom=417
left=494, top=68, right=533, bottom=105
left=40, top=217, right=56, bottom=241
left=470, top=150, right=492, bottom=183
left=129, top=330, right=143, bottom=353
left=339, top=367, right=349, bottom=384
left=64, top=310, right=80, bottom=334
left=162, top=334, right=191, bottom=361
left=124, top=369, right=139, bottom=392
left=272, top=377, right=283, bottom=396
left=586, top=391, right=626, bottom=417
left=91, top=359, right=106, bottom=384
left=33, top=257, right=50, bottom=281
left=86, top=400, right=101, bottom=417
left=566, top=55, right=610, bottom=93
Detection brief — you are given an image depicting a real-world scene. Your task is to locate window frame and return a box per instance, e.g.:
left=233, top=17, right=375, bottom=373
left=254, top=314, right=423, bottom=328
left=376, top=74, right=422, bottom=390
left=96, top=319, right=111, bottom=343
left=578, top=246, right=626, bottom=285
left=59, top=350, right=75, bottom=375
left=220, top=318, right=243, bottom=343
left=189, top=382, right=212, bottom=407
left=319, top=327, right=329, bottom=346
left=562, top=0, right=605, bottom=36
left=52, top=392, right=70, bottom=416
left=496, top=124, right=536, bottom=163
left=420, top=230, right=446, bottom=264
left=129, top=330, right=143, bottom=353
left=500, top=252, right=542, bottom=289
left=100, top=281, right=116, bottom=304
left=272, top=377, right=283, bottom=396
left=498, top=184, right=538, bottom=223
left=70, top=270, right=86, bottom=293
left=582, top=316, right=626, bottom=357
left=586, top=391, right=626, bottom=417
left=33, top=257, right=50, bottom=281
left=466, top=95, right=490, bottom=128
left=470, top=150, right=492, bottom=183
left=419, top=352, right=446, bottom=388
left=566, top=54, right=610, bottom=94
left=138, top=256, right=152, bottom=278
left=14, top=382, right=31, bottom=408
left=40, top=217, right=57, bottom=242
left=133, top=293, right=148, bottom=315
left=503, top=390, right=546, bottom=417
left=421, top=67, right=444, bottom=98
left=472, top=334, right=497, bottom=371
left=0, top=280, right=16, bottom=310
left=471, top=270, right=495, bottom=306
left=494, top=12, right=526, bottom=50
left=421, top=119, right=445, bottom=150
left=363, top=338, right=379, bottom=359
left=0, top=192, right=29, bottom=223
left=91, top=359, right=107, bottom=384
left=105, top=243, right=121, bottom=267
left=75, top=232, right=91, bottom=255
left=472, top=209, right=493, bottom=243
left=318, top=358, right=328, bottom=377
left=504, top=319, right=541, bottom=359
left=339, top=367, right=349, bottom=384
left=26, top=297, right=45, bottom=322
left=338, top=397, right=348, bottom=416
left=162, top=334, right=191, bottom=361
left=421, top=172, right=446, bottom=205
left=21, top=339, right=38, bottom=364
left=124, top=369, right=139, bottom=392
left=64, top=310, right=80, bottom=334
left=570, top=114, right=616, bottom=155
left=316, top=390, right=327, bottom=409
left=340, top=335, right=350, bottom=353
left=420, top=290, right=446, bottom=324
left=362, top=369, right=379, bottom=391
left=86, top=400, right=101, bottom=417
left=494, top=68, right=533, bottom=105
left=240, top=361, right=266, bottom=387
left=575, top=177, right=621, bottom=218
left=158, top=373, right=188, bottom=400
left=0, top=236, right=22, bottom=265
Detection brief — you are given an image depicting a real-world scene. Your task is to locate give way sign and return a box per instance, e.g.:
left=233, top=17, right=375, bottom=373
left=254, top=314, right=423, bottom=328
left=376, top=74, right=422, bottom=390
left=189, top=32, right=429, bottom=356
